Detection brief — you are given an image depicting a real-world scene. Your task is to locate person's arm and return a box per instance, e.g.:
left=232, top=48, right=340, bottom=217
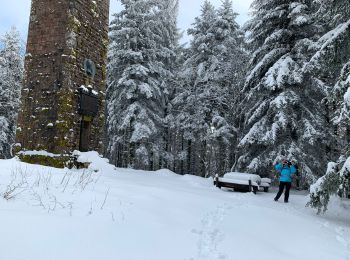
left=275, top=163, right=282, bottom=172
left=290, top=165, right=297, bottom=175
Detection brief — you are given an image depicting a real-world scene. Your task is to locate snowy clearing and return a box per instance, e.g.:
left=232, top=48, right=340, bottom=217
left=0, top=153, right=349, bottom=260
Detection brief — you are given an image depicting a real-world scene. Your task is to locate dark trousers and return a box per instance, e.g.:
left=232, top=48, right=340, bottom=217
left=275, top=182, right=292, bottom=202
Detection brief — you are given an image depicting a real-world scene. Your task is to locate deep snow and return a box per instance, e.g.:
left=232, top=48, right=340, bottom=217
left=0, top=152, right=349, bottom=260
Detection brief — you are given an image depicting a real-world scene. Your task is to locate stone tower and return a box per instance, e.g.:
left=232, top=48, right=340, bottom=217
left=16, top=0, right=110, bottom=155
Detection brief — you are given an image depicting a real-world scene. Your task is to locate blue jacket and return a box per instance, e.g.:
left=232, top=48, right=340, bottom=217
left=275, top=163, right=296, bottom=182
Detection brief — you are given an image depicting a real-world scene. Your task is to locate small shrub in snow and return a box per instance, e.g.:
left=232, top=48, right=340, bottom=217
left=0, top=162, right=103, bottom=216
left=1, top=166, right=29, bottom=200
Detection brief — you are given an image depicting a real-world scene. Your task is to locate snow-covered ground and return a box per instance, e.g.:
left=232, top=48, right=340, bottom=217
left=0, top=152, right=349, bottom=260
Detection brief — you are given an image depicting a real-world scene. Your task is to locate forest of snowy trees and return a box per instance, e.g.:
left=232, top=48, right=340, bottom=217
left=107, top=0, right=348, bottom=176
left=106, top=0, right=350, bottom=210
left=0, top=0, right=349, bottom=211
left=107, top=0, right=247, bottom=178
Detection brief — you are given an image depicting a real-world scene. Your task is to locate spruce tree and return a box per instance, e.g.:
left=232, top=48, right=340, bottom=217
left=237, top=0, right=329, bottom=183
left=217, top=0, right=248, bottom=173
left=308, top=64, right=350, bottom=213
left=171, top=0, right=218, bottom=176
left=106, top=0, right=177, bottom=170
left=0, top=28, right=23, bottom=159
left=308, top=0, right=350, bottom=212
left=172, top=0, right=245, bottom=177
left=154, top=0, right=180, bottom=170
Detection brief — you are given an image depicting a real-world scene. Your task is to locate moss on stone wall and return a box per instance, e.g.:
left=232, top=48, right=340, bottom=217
left=68, top=15, right=82, bottom=33
left=18, top=154, right=69, bottom=168
left=56, top=88, right=77, bottom=153
left=18, top=153, right=91, bottom=169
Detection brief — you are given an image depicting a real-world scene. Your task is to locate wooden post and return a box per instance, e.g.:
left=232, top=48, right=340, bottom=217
left=249, top=180, right=252, bottom=192
left=214, top=174, right=219, bottom=187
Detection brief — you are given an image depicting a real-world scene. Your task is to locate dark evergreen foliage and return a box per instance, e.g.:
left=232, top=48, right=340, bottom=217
left=0, top=28, right=23, bottom=159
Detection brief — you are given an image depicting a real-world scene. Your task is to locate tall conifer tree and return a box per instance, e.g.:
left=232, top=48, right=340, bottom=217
left=106, top=0, right=178, bottom=170
left=237, top=0, right=329, bottom=183
left=0, top=28, right=23, bottom=159
left=308, top=0, right=350, bottom=212
left=172, top=0, right=246, bottom=177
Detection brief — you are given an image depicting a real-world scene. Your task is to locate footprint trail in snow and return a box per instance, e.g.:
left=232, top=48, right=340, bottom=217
left=191, top=204, right=230, bottom=260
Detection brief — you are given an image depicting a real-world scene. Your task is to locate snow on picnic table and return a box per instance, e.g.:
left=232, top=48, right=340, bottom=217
left=0, top=152, right=349, bottom=260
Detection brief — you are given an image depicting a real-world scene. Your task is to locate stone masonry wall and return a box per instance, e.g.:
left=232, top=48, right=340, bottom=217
left=17, top=0, right=109, bottom=155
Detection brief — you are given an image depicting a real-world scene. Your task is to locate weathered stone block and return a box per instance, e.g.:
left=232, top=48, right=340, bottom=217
left=18, top=153, right=70, bottom=168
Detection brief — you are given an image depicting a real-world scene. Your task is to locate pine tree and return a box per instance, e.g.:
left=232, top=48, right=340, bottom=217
left=154, top=0, right=180, bottom=170
left=171, top=0, right=217, bottom=176
left=106, top=0, right=178, bottom=170
left=217, top=0, right=248, bottom=173
left=172, top=0, right=245, bottom=177
left=0, top=28, right=23, bottom=159
left=308, top=0, right=350, bottom=212
left=237, top=0, right=330, bottom=183
left=165, top=41, right=190, bottom=174
left=308, top=64, right=350, bottom=212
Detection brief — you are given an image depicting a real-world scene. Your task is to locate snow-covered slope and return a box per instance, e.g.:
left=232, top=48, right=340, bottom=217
left=0, top=152, right=349, bottom=260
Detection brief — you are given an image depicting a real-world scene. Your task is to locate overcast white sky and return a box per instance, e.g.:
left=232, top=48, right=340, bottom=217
left=0, top=0, right=253, bottom=45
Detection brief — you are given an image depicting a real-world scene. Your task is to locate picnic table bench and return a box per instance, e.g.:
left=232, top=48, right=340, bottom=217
left=214, top=172, right=271, bottom=194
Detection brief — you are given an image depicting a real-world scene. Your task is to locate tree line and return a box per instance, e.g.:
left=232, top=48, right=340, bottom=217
left=106, top=0, right=247, bottom=178
left=106, top=0, right=350, bottom=211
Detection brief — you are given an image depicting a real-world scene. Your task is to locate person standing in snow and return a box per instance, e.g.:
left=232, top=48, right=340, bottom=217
left=274, top=160, right=297, bottom=203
